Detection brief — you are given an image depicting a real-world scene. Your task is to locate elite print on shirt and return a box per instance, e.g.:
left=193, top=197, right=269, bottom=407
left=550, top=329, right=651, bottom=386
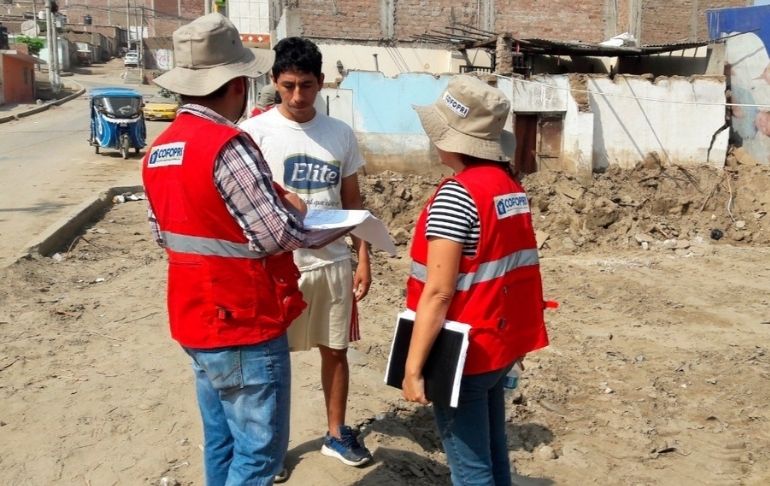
left=283, top=154, right=341, bottom=193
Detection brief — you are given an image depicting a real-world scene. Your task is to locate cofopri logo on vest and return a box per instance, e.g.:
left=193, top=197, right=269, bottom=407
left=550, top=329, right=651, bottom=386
left=283, top=155, right=341, bottom=193
left=148, top=142, right=186, bottom=168
left=494, top=192, right=529, bottom=219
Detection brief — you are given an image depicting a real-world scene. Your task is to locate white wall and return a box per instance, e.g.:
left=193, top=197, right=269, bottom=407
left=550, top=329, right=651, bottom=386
left=316, top=43, right=491, bottom=81
left=509, top=73, right=726, bottom=173
left=589, top=75, right=728, bottom=169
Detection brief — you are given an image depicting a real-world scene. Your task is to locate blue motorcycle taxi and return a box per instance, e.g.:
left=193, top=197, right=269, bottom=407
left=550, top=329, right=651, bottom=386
left=88, top=87, right=147, bottom=159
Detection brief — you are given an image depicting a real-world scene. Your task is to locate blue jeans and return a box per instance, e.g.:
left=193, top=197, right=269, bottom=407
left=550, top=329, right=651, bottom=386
left=433, top=366, right=512, bottom=486
left=185, top=334, right=291, bottom=486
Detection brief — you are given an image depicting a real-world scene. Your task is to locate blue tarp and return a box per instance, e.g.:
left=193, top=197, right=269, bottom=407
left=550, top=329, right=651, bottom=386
left=707, top=4, right=770, bottom=47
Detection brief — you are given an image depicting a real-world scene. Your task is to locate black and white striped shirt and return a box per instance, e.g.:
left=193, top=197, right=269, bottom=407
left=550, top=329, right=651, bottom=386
left=426, top=181, right=480, bottom=256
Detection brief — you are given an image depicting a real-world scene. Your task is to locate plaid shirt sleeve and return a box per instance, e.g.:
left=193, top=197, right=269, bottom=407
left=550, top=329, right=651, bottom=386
left=214, top=133, right=307, bottom=255
left=147, top=205, right=165, bottom=247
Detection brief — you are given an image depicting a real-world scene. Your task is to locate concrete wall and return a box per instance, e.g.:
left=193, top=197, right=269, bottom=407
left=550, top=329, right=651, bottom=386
left=338, top=71, right=451, bottom=173
left=589, top=75, right=728, bottom=170
left=723, top=33, right=770, bottom=164
left=309, top=43, right=491, bottom=81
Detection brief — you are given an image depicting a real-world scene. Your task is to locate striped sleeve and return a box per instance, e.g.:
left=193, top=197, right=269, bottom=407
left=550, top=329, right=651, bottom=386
left=426, top=181, right=480, bottom=256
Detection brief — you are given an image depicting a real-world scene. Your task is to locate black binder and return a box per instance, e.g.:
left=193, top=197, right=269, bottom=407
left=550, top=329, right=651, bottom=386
left=384, top=310, right=470, bottom=408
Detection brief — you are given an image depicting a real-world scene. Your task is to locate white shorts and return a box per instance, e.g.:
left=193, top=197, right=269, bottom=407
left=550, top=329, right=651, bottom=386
left=287, top=259, right=353, bottom=352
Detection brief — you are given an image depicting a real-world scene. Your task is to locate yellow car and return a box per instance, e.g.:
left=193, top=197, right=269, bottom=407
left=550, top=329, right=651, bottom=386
left=143, top=91, right=180, bottom=121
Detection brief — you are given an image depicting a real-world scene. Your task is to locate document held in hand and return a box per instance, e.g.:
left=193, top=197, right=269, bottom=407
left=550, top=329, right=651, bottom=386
left=384, top=310, right=471, bottom=408
left=303, top=209, right=398, bottom=255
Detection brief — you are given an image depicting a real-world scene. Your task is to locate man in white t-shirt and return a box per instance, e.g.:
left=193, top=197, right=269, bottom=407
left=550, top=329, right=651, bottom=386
left=240, top=37, right=373, bottom=470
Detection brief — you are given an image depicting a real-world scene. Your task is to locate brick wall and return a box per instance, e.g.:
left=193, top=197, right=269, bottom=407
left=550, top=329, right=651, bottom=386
left=295, top=0, right=382, bottom=39
left=640, top=0, right=748, bottom=44
left=293, top=0, right=749, bottom=44
left=496, top=0, right=607, bottom=43
left=61, top=0, right=202, bottom=38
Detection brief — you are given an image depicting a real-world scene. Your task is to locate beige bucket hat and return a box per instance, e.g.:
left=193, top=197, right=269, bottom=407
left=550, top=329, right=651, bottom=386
left=154, top=13, right=274, bottom=96
left=414, top=75, right=514, bottom=162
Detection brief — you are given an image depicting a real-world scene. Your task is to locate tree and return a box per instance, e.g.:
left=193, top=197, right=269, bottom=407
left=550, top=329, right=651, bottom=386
left=16, top=35, right=45, bottom=56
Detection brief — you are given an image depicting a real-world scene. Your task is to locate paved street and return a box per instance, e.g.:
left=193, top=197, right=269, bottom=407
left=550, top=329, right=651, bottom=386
left=0, top=66, right=167, bottom=265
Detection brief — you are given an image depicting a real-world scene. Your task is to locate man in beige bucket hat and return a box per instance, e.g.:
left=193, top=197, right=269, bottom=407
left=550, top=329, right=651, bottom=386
left=141, top=13, right=309, bottom=486
left=403, top=74, right=548, bottom=486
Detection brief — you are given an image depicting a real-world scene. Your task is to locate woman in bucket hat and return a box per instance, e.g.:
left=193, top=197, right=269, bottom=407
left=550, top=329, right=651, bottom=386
left=402, top=75, right=549, bottom=485
left=142, top=13, right=308, bottom=486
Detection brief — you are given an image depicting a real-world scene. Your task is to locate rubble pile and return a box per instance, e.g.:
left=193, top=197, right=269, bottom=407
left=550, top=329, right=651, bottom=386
left=524, top=155, right=770, bottom=253
left=359, top=156, right=770, bottom=253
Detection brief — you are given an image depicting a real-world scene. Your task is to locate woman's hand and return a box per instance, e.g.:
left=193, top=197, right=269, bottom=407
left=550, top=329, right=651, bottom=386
left=402, top=373, right=429, bottom=405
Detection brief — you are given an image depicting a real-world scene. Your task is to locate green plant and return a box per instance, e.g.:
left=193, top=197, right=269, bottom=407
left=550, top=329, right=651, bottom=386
left=16, top=35, right=44, bottom=55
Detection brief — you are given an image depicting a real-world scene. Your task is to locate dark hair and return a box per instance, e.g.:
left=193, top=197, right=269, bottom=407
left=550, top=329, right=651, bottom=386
left=272, top=37, right=323, bottom=81
left=461, top=154, right=518, bottom=180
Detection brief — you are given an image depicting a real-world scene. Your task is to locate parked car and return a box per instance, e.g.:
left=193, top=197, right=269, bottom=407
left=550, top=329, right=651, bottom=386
left=143, top=89, right=180, bottom=121
left=124, top=51, right=139, bottom=67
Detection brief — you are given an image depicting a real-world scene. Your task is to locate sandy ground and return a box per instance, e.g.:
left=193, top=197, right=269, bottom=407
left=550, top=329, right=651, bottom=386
left=1, top=163, right=770, bottom=485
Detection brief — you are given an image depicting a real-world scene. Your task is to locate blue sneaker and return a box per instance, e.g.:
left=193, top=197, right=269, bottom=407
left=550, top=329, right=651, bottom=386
left=320, top=425, right=372, bottom=467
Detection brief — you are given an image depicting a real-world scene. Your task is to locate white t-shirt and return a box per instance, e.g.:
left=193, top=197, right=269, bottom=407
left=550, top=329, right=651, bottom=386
left=240, top=108, right=365, bottom=271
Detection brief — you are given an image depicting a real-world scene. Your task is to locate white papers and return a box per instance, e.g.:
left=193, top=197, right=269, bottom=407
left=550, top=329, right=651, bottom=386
left=303, top=209, right=398, bottom=255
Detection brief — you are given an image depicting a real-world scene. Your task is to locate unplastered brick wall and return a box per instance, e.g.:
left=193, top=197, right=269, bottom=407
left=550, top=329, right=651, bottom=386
left=61, top=0, right=202, bottom=39
left=295, top=0, right=383, bottom=39
left=394, top=1, right=482, bottom=40
left=641, top=0, right=749, bottom=44
left=495, top=0, right=607, bottom=43
left=294, top=0, right=749, bottom=44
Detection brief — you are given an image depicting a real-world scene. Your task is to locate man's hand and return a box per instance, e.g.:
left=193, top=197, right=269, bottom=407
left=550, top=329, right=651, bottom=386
left=402, top=373, right=429, bottom=405
left=353, top=259, right=371, bottom=301
left=281, top=192, right=307, bottom=217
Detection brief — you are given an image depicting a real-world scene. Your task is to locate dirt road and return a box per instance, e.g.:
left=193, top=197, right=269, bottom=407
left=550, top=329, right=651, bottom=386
left=0, top=62, right=165, bottom=266
left=1, top=162, right=769, bottom=485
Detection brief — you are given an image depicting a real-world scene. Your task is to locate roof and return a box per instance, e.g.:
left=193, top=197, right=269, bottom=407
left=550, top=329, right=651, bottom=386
left=89, top=87, right=142, bottom=98
left=0, top=50, right=39, bottom=64
left=410, top=23, right=712, bottom=57
left=501, top=38, right=711, bottom=57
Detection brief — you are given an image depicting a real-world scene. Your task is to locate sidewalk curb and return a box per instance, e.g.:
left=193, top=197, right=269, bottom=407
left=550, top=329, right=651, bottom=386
left=14, top=185, right=145, bottom=264
left=0, top=80, right=86, bottom=124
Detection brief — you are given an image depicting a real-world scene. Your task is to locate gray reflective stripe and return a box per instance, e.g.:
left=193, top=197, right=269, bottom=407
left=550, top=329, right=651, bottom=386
left=162, top=231, right=261, bottom=259
left=410, top=248, right=539, bottom=291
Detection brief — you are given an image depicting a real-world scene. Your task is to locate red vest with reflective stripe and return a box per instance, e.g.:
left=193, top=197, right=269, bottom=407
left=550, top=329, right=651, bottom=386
left=406, top=164, right=549, bottom=374
left=142, top=112, right=306, bottom=349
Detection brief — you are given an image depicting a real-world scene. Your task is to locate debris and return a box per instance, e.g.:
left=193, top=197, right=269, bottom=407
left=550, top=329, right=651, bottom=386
left=710, top=229, right=724, bottom=241
left=536, top=445, right=558, bottom=460
left=51, top=253, right=65, bottom=262
left=159, top=477, right=180, bottom=486
left=391, top=228, right=411, bottom=246
left=735, top=220, right=746, bottom=230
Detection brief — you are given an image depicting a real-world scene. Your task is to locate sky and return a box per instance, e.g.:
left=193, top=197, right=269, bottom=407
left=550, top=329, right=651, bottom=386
left=755, top=0, right=770, bottom=6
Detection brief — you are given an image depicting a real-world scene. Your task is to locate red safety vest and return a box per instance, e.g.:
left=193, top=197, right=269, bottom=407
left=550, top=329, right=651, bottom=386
left=406, top=164, right=549, bottom=374
left=142, top=112, right=306, bottom=349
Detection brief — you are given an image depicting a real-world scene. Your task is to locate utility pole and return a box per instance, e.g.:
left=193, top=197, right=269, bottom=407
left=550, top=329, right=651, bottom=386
left=126, top=0, right=131, bottom=50
left=139, top=5, right=144, bottom=83
left=44, top=0, right=60, bottom=93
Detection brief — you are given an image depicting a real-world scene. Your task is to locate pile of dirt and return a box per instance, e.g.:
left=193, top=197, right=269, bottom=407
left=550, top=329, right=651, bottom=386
left=359, top=157, right=770, bottom=254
